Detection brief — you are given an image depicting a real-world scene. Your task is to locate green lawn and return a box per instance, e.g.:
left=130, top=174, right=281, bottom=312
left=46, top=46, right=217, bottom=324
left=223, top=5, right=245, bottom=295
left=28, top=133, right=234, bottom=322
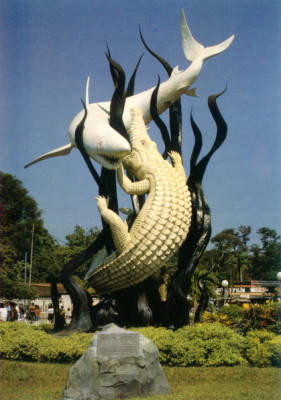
left=0, top=360, right=280, bottom=400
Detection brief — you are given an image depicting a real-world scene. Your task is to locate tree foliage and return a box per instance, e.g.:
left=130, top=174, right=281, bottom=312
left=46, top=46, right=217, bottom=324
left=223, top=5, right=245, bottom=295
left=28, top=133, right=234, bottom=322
left=55, top=225, right=100, bottom=281
left=209, top=226, right=252, bottom=284
left=196, top=225, right=281, bottom=285
left=0, top=171, right=57, bottom=295
left=250, top=228, right=281, bottom=280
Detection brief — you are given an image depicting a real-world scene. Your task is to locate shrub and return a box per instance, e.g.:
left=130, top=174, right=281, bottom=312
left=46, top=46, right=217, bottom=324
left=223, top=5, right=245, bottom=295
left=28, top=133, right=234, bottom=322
left=202, top=311, right=231, bottom=326
left=175, top=323, right=247, bottom=367
left=241, top=304, right=281, bottom=334
left=203, top=304, right=281, bottom=335
left=243, top=330, right=276, bottom=366
left=131, top=326, right=176, bottom=365
left=269, top=335, right=281, bottom=367
left=0, top=322, right=91, bottom=362
left=245, top=329, right=275, bottom=343
left=202, top=305, right=246, bottom=331
left=134, top=323, right=247, bottom=367
left=0, top=322, right=280, bottom=367
left=134, top=324, right=281, bottom=367
left=218, top=305, right=245, bottom=324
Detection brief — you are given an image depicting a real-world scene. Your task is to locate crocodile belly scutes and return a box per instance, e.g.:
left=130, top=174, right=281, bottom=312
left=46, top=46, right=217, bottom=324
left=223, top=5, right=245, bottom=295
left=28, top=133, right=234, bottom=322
left=88, top=162, right=192, bottom=294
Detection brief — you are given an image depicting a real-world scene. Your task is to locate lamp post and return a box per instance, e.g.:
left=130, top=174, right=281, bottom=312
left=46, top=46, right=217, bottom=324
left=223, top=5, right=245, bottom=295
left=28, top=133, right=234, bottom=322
left=221, top=280, right=229, bottom=306
left=186, top=295, right=194, bottom=321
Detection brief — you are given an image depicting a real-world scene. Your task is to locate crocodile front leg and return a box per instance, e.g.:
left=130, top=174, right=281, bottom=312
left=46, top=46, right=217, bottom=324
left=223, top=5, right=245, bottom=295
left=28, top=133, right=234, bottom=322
left=169, top=151, right=187, bottom=181
left=117, top=165, right=150, bottom=195
left=96, top=196, right=130, bottom=254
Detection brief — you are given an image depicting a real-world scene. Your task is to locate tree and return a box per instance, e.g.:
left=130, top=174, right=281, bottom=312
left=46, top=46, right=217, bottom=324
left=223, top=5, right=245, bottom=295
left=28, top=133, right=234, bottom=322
left=59, top=225, right=100, bottom=279
left=236, top=225, right=251, bottom=281
left=209, top=226, right=254, bottom=284
left=0, top=171, right=76, bottom=329
left=210, top=229, right=241, bottom=284
left=250, top=227, right=281, bottom=280
left=198, top=226, right=280, bottom=285
left=0, top=172, right=56, bottom=289
left=238, top=225, right=251, bottom=246
left=0, top=277, right=39, bottom=301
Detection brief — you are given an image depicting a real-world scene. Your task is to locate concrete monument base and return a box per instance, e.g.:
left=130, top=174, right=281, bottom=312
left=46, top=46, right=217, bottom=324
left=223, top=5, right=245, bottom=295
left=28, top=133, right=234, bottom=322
left=63, top=323, right=170, bottom=400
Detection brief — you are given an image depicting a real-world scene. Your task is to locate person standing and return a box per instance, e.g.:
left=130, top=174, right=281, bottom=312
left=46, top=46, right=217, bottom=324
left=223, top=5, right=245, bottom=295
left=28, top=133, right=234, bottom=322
left=65, top=308, right=72, bottom=325
left=34, top=305, right=41, bottom=322
left=0, top=303, right=8, bottom=322
left=6, top=302, right=11, bottom=321
left=59, top=305, right=66, bottom=328
left=47, top=304, right=54, bottom=324
left=29, top=302, right=36, bottom=321
left=10, top=303, right=18, bottom=321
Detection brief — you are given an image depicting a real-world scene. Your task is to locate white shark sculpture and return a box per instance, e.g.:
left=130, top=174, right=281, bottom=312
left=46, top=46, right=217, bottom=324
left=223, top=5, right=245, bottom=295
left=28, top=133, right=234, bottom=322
left=25, top=10, right=234, bottom=170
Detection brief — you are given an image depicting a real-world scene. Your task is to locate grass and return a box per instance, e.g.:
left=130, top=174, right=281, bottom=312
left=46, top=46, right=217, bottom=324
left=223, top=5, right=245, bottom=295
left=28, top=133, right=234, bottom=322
left=0, top=360, right=69, bottom=400
left=0, top=361, right=280, bottom=400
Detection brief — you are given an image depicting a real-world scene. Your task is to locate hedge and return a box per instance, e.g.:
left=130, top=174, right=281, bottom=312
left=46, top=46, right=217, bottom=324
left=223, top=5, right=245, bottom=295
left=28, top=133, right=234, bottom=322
left=269, top=335, right=281, bottom=367
left=133, top=324, right=246, bottom=367
left=0, top=322, right=280, bottom=367
left=0, top=322, right=91, bottom=363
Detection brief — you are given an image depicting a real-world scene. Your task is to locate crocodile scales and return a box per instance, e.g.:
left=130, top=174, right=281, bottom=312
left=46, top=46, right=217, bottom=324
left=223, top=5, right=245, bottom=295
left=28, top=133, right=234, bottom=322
left=87, top=108, right=192, bottom=294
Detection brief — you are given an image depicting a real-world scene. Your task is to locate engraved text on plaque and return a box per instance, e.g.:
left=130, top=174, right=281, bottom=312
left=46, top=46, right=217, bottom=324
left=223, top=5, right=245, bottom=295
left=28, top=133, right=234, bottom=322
left=97, top=333, right=140, bottom=357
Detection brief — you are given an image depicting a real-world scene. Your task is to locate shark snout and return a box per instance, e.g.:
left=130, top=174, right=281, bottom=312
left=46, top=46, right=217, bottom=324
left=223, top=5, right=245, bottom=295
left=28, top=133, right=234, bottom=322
left=95, top=134, right=131, bottom=154
left=87, top=133, right=131, bottom=158
left=85, top=133, right=131, bottom=169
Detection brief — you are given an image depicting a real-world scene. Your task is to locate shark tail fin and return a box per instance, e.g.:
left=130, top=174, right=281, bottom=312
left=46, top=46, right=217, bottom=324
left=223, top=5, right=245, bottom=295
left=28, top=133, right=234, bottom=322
left=180, top=9, right=234, bottom=62
left=24, top=143, right=73, bottom=168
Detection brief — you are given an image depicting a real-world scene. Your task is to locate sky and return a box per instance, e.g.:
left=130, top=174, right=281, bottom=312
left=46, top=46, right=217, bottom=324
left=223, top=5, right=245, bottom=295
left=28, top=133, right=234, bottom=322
left=0, top=0, right=280, bottom=246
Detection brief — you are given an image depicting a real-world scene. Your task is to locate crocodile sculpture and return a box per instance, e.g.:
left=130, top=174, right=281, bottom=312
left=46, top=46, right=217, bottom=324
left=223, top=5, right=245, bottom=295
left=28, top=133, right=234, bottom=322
left=87, top=108, right=192, bottom=294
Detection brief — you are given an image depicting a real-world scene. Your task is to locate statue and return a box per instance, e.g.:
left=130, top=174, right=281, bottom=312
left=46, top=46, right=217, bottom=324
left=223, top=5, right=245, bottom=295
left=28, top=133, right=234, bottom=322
left=25, top=10, right=234, bottom=170
left=87, top=108, right=192, bottom=293
left=25, top=9, right=234, bottom=330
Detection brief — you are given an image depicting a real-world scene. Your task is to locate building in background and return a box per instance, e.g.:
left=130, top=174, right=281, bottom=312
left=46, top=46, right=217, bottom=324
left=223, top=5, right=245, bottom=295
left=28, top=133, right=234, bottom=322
left=228, top=280, right=281, bottom=306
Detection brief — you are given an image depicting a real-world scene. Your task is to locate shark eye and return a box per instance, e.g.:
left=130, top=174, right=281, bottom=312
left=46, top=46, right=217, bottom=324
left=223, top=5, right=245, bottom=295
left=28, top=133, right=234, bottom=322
left=141, top=140, right=146, bottom=146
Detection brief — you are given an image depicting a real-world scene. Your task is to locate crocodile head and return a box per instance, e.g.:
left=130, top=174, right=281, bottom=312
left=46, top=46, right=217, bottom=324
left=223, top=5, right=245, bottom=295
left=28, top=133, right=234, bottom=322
left=121, top=108, right=161, bottom=179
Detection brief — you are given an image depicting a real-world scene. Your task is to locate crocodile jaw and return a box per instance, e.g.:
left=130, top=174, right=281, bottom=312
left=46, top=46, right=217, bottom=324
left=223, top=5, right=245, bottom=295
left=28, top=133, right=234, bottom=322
left=93, top=149, right=131, bottom=170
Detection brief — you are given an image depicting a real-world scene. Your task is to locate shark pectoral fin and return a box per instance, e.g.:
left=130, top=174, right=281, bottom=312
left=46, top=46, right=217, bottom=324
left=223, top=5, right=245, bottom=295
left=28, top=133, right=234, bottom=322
left=185, top=87, right=198, bottom=97
left=24, top=143, right=73, bottom=168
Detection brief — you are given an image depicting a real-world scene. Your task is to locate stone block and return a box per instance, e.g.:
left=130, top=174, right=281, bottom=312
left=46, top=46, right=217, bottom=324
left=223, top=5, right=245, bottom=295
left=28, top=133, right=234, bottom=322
left=63, top=323, right=170, bottom=400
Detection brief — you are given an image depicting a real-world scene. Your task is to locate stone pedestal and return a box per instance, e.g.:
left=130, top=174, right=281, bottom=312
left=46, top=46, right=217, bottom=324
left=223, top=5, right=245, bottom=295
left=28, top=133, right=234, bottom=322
left=63, top=323, right=170, bottom=400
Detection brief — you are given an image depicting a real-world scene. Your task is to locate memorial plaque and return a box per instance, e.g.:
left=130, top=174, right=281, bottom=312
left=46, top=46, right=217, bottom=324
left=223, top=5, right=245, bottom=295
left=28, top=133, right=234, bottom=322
left=97, top=332, right=140, bottom=357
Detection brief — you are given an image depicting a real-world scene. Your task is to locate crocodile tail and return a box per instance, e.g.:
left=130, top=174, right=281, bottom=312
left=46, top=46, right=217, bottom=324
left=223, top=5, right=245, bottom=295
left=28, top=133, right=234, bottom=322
left=180, top=9, right=234, bottom=62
